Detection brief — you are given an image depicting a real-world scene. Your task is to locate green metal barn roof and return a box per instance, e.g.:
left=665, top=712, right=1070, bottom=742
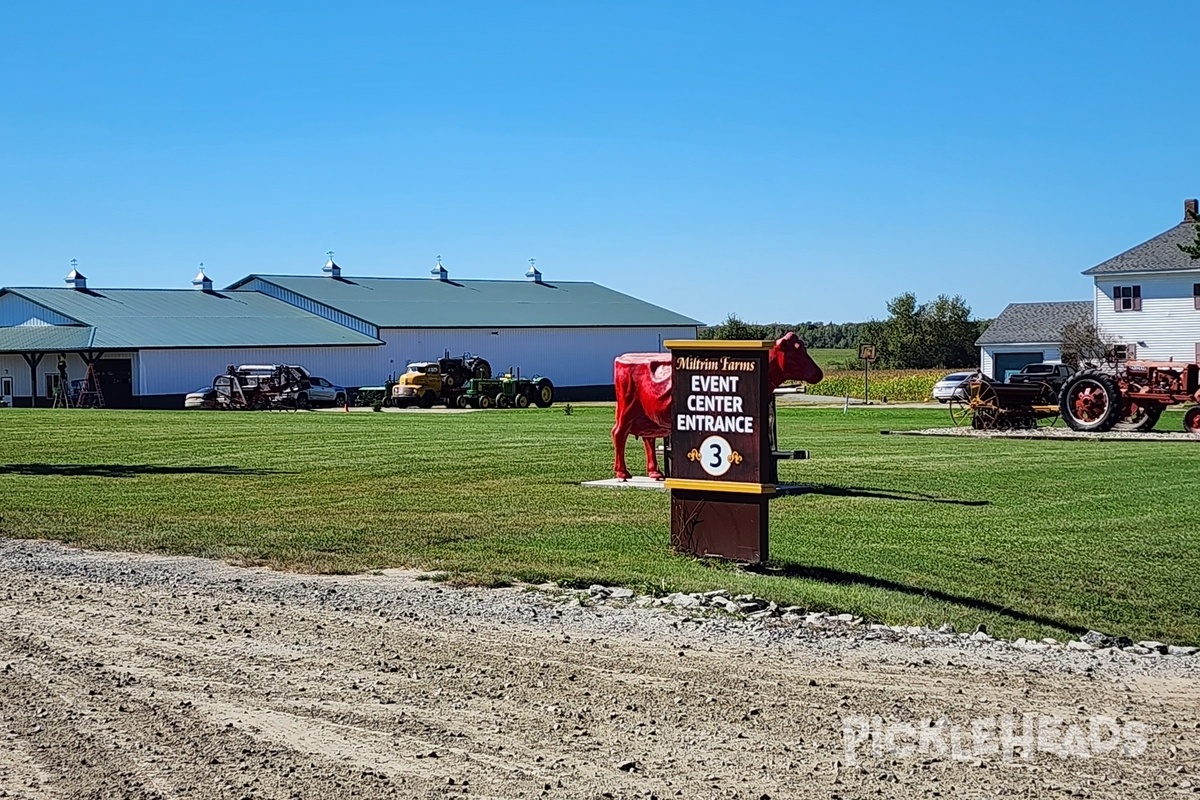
left=0, top=324, right=97, bottom=351
left=228, top=275, right=703, bottom=328
left=0, top=288, right=381, bottom=351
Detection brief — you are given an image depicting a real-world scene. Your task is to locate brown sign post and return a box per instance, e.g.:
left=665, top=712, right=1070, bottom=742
left=663, top=340, right=776, bottom=562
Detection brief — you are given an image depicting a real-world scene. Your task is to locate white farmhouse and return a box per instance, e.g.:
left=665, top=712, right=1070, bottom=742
left=1083, top=199, right=1200, bottom=363
left=978, top=198, right=1200, bottom=378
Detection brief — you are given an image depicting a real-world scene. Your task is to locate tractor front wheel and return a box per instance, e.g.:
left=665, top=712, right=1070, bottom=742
left=496, top=393, right=512, bottom=409
left=1059, top=370, right=1122, bottom=432
left=514, top=392, right=531, bottom=409
left=418, top=392, right=436, bottom=409
left=533, top=378, right=555, bottom=408
left=1184, top=406, right=1200, bottom=434
left=477, top=395, right=493, bottom=409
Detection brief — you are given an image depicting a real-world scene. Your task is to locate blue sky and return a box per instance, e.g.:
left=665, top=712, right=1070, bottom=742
left=3, top=2, right=1198, bottom=325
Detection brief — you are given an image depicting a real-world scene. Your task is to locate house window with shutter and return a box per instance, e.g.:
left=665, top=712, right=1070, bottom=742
left=1194, top=283, right=1199, bottom=311
left=1114, top=285, right=1141, bottom=312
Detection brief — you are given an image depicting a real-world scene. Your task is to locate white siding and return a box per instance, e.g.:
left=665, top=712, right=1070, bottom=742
left=1, top=355, right=33, bottom=397
left=380, top=326, right=698, bottom=386
left=0, top=352, right=129, bottom=401
left=136, top=346, right=386, bottom=396
left=236, top=279, right=377, bottom=337
left=1095, top=272, right=1200, bottom=361
left=0, top=294, right=77, bottom=327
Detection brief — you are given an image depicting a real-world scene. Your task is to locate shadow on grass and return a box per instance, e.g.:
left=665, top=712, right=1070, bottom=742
left=790, top=484, right=988, bottom=507
left=749, top=561, right=1085, bottom=634
left=0, top=463, right=290, bottom=478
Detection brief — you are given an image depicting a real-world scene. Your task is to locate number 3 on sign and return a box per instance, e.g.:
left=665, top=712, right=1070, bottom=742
left=698, top=435, right=734, bottom=477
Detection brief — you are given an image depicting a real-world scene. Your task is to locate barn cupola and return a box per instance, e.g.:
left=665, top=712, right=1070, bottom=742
left=525, top=258, right=542, bottom=284
left=192, top=264, right=213, bottom=292
left=431, top=255, right=448, bottom=282
left=322, top=250, right=341, bottom=278
left=65, top=259, right=86, bottom=290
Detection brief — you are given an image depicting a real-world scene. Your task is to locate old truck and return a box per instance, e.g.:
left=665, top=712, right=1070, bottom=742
left=390, top=354, right=493, bottom=408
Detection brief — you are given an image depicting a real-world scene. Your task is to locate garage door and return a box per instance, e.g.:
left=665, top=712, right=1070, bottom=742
left=994, top=351, right=1044, bottom=382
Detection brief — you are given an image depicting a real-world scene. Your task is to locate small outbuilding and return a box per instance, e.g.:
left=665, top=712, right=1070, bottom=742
left=975, top=301, right=1091, bottom=380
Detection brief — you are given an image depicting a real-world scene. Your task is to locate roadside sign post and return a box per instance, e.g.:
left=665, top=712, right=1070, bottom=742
left=663, top=340, right=775, bottom=562
left=859, top=343, right=877, bottom=404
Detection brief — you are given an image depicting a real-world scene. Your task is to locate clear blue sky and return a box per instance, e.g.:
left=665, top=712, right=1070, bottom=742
left=3, top=2, right=1198, bottom=325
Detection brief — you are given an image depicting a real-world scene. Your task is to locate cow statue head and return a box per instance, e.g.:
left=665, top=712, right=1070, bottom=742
left=768, top=332, right=823, bottom=391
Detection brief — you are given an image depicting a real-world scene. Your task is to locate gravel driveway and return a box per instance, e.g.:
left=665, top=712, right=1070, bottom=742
left=1, top=539, right=1197, bottom=799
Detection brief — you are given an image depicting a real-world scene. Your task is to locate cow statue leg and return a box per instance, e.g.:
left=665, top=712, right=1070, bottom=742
left=612, top=423, right=633, bottom=481
left=643, top=436, right=664, bottom=481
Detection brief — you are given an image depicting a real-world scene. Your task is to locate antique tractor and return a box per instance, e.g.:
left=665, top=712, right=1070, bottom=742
left=1059, top=362, right=1200, bottom=433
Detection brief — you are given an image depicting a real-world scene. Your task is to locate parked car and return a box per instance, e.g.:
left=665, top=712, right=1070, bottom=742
left=184, top=386, right=217, bottom=409
left=301, top=376, right=348, bottom=408
left=1005, top=362, right=1076, bottom=391
left=931, top=372, right=978, bottom=403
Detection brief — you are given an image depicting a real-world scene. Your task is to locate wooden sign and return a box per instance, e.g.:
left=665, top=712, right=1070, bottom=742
left=859, top=343, right=877, bottom=362
left=663, top=340, right=774, bottom=562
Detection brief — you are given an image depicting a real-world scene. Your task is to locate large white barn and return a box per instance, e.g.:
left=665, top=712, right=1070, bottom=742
left=0, top=261, right=701, bottom=408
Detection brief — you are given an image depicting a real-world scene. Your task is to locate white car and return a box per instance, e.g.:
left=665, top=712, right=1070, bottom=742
left=931, top=372, right=978, bottom=403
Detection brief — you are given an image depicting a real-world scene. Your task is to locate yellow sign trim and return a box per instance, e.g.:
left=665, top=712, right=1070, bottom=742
left=663, top=339, right=774, bottom=351
left=664, top=479, right=777, bottom=495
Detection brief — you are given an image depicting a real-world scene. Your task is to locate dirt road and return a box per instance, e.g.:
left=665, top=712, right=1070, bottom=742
left=1, top=540, right=1197, bottom=799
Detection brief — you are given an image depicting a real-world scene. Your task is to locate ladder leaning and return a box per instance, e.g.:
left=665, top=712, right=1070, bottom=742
left=75, top=363, right=106, bottom=409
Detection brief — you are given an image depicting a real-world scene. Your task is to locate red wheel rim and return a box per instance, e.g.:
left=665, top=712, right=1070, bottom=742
left=1069, top=380, right=1109, bottom=422
left=1186, top=407, right=1200, bottom=433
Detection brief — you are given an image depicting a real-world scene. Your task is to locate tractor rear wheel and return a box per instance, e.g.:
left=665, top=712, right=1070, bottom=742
left=1059, top=370, right=1122, bottom=432
left=1115, top=403, right=1163, bottom=432
left=1185, top=406, right=1200, bottom=433
left=533, top=378, right=555, bottom=408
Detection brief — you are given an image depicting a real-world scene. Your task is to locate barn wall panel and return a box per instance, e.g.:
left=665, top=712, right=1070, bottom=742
left=379, top=326, right=697, bottom=387
left=0, top=294, right=77, bottom=327
left=136, top=346, right=386, bottom=396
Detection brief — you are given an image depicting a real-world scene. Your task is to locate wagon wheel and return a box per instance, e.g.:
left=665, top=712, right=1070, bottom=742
left=948, top=379, right=999, bottom=430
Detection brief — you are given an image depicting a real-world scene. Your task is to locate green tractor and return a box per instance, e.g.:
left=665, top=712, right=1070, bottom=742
left=462, top=371, right=554, bottom=409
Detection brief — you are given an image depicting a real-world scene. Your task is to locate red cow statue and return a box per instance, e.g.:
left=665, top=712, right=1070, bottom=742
left=611, top=332, right=824, bottom=480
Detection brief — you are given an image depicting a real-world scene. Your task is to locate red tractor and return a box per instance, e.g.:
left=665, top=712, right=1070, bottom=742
left=1059, top=361, right=1200, bottom=433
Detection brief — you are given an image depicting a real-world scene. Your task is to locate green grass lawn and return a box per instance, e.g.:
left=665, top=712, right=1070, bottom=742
left=1, top=406, right=1197, bottom=643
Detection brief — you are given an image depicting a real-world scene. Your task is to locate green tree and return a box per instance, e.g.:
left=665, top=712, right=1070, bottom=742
left=861, top=293, right=980, bottom=369
left=1179, top=222, right=1200, bottom=259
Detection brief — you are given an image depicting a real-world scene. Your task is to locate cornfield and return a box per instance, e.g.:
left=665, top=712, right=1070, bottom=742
left=802, top=369, right=947, bottom=402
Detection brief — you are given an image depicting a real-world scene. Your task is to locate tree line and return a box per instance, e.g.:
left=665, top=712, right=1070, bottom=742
left=699, top=292, right=990, bottom=370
